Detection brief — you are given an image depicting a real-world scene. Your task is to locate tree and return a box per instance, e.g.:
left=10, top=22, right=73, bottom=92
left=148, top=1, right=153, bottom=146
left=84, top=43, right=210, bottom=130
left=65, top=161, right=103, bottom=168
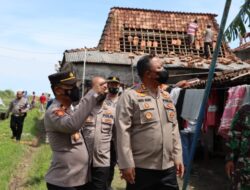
left=224, top=0, right=250, bottom=42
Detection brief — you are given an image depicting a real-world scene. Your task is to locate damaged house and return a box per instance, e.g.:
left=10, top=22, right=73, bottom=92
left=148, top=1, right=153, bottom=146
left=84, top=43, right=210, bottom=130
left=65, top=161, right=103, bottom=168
left=60, top=7, right=250, bottom=86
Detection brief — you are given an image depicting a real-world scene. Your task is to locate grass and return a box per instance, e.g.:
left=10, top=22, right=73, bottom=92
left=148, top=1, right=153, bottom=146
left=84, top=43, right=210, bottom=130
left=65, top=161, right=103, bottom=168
left=24, top=144, right=52, bottom=189
left=23, top=145, right=126, bottom=190
left=0, top=107, right=42, bottom=189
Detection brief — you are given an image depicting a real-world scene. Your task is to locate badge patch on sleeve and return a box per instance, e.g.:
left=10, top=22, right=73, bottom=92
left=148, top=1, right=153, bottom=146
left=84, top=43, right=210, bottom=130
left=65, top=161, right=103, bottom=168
left=53, top=109, right=65, bottom=117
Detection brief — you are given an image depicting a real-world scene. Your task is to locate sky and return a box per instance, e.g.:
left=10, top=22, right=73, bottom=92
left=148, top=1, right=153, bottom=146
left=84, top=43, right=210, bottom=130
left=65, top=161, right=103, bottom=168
left=0, top=0, right=245, bottom=95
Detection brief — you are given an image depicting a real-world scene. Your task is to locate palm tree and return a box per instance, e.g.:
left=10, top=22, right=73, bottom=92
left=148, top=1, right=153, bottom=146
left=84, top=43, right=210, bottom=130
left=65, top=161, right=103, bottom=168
left=224, top=0, right=250, bottom=42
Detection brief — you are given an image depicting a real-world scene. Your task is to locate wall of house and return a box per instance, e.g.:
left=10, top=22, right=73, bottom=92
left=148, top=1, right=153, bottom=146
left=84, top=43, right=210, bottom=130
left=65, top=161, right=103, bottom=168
left=61, top=62, right=210, bottom=86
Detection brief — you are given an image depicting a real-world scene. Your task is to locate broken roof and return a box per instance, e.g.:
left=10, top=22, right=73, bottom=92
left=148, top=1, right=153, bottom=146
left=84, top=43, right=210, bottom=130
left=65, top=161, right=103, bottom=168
left=233, top=42, right=250, bottom=52
left=187, top=68, right=250, bottom=88
left=97, top=7, right=231, bottom=57
left=62, top=7, right=250, bottom=70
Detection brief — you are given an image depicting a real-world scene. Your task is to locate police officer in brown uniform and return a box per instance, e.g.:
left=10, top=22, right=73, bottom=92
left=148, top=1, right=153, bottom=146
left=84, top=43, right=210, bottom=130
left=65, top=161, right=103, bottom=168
left=106, top=76, right=121, bottom=190
left=44, top=72, right=106, bottom=190
left=6, top=91, right=29, bottom=141
left=116, top=54, right=184, bottom=190
left=82, top=76, right=119, bottom=190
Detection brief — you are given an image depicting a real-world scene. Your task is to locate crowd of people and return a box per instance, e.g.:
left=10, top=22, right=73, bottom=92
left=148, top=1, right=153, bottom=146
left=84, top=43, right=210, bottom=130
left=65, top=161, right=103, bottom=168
left=42, top=53, right=250, bottom=190
left=43, top=54, right=183, bottom=190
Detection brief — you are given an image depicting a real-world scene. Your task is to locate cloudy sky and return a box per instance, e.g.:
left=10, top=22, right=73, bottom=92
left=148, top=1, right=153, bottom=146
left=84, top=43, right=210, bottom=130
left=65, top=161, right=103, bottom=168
left=0, top=0, right=245, bottom=95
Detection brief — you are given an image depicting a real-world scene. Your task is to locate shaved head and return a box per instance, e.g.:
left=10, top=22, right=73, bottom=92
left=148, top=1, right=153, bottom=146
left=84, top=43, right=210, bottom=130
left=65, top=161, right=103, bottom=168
left=16, top=91, right=23, bottom=99
left=91, top=76, right=107, bottom=94
left=91, top=76, right=106, bottom=87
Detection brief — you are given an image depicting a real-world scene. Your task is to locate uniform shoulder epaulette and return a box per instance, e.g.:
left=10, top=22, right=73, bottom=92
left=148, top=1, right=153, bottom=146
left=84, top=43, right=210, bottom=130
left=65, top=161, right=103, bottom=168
left=160, top=90, right=171, bottom=99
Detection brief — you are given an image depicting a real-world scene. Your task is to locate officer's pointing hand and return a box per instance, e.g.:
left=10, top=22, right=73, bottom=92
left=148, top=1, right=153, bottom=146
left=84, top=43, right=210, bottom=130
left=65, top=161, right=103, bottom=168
left=121, top=168, right=135, bottom=184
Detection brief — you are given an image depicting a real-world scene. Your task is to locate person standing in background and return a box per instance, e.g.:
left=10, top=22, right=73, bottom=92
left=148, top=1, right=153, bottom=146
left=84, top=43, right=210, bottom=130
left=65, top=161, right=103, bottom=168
left=187, top=19, right=198, bottom=48
left=39, top=93, right=47, bottom=112
left=203, top=24, right=214, bottom=59
left=30, top=91, right=36, bottom=109
left=6, top=91, right=30, bottom=141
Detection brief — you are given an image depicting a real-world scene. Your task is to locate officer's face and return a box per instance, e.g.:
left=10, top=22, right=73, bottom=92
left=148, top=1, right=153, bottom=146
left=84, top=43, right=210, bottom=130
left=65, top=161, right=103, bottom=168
left=54, top=84, right=74, bottom=97
left=108, top=82, right=120, bottom=88
left=16, top=91, right=23, bottom=99
left=147, top=57, right=164, bottom=80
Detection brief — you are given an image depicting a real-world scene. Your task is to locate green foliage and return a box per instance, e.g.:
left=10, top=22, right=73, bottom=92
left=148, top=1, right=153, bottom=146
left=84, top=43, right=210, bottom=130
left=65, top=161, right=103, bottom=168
left=0, top=89, right=15, bottom=98
left=224, top=0, right=250, bottom=42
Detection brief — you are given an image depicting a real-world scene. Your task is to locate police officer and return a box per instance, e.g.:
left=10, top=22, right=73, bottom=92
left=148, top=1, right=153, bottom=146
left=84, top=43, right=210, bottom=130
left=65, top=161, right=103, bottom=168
left=116, top=54, right=184, bottom=190
left=6, top=90, right=29, bottom=141
left=45, top=72, right=106, bottom=190
left=82, top=76, right=118, bottom=190
left=106, top=76, right=121, bottom=190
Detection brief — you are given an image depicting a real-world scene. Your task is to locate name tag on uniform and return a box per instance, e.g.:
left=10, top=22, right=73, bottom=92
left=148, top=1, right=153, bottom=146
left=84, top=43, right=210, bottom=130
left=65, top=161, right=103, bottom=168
left=102, top=118, right=113, bottom=125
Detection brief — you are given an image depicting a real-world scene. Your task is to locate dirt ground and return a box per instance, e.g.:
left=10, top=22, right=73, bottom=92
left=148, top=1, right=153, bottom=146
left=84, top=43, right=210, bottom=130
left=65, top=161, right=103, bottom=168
left=178, top=157, right=230, bottom=190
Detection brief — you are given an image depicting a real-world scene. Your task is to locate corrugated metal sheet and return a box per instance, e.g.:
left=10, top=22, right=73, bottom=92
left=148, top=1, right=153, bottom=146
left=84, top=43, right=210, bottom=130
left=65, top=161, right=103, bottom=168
left=64, top=50, right=250, bottom=70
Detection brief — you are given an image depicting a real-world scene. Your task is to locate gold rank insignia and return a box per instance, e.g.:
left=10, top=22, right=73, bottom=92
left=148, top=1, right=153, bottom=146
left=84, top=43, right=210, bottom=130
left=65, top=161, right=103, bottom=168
left=165, top=103, right=174, bottom=110
left=162, top=93, right=170, bottom=99
left=136, top=91, right=146, bottom=97
left=161, top=90, right=170, bottom=99
left=144, top=103, right=150, bottom=109
left=72, top=132, right=80, bottom=142
left=145, top=112, right=153, bottom=120
left=104, top=110, right=112, bottom=115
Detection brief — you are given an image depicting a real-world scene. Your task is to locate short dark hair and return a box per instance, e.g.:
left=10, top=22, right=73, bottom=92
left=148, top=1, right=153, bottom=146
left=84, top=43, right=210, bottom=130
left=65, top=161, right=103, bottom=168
left=207, top=24, right=211, bottom=28
left=194, top=19, right=198, bottom=23
left=136, top=53, right=156, bottom=80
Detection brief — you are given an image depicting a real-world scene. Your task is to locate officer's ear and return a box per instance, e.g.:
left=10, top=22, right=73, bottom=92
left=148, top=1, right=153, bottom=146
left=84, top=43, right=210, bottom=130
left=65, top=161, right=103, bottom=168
left=144, top=70, right=152, bottom=79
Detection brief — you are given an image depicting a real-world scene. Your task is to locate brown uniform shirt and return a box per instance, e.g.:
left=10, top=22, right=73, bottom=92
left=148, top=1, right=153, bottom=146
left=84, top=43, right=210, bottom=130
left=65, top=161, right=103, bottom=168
left=44, top=90, right=98, bottom=187
left=115, top=84, right=182, bottom=170
left=7, top=97, right=29, bottom=116
left=83, top=95, right=117, bottom=167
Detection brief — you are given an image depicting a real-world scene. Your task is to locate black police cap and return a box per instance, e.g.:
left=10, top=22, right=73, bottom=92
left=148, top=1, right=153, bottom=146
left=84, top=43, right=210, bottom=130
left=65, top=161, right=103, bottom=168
left=107, top=76, right=120, bottom=83
left=48, top=71, right=77, bottom=86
